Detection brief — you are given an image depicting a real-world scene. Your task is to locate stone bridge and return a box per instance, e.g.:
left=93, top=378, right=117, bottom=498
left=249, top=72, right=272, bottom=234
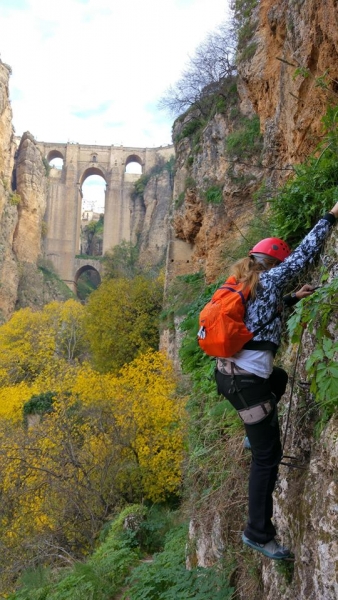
left=38, top=141, right=174, bottom=292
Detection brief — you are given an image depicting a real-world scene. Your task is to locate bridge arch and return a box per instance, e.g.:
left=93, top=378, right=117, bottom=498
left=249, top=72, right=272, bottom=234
left=79, top=166, right=107, bottom=186
left=125, top=153, right=143, bottom=174
left=75, top=263, right=101, bottom=300
left=75, top=264, right=101, bottom=282
left=47, top=149, right=64, bottom=162
left=79, top=169, right=106, bottom=256
left=47, top=149, right=65, bottom=169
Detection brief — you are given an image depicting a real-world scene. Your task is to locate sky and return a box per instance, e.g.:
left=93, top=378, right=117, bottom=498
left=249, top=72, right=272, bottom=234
left=0, top=0, right=231, bottom=149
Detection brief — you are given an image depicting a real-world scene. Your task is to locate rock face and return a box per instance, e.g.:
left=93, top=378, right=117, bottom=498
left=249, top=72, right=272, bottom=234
left=0, top=61, right=20, bottom=321
left=241, top=0, right=338, bottom=177
left=168, top=115, right=264, bottom=287
left=14, top=132, right=47, bottom=263
left=166, top=0, right=338, bottom=289
left=134, top=168, right=173, bottom=270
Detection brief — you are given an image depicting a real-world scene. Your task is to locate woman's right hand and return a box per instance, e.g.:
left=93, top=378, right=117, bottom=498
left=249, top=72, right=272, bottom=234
left=330, top=202, right=338, bottom=218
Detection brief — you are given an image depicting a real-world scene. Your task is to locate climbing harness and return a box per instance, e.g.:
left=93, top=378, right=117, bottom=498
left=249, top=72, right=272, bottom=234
left=230, top=363, right=274, bottom=425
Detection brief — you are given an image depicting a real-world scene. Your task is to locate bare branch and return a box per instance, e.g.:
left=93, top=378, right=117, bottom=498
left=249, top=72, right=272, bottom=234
left=159, top=20, right=237, bottom=117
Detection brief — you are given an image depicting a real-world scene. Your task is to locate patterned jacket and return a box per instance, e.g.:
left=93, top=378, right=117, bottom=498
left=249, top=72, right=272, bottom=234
left=242, top=213, right=335, bottom=352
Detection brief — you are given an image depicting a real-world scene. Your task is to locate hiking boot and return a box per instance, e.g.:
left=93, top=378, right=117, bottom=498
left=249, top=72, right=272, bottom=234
left=242, top=533, right=291, bottom=560
left=243, top=436, right=251, bottom=450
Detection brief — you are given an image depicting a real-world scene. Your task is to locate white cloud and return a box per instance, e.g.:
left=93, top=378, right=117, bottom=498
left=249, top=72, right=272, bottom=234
left=0, top=0, right=231, bottom=147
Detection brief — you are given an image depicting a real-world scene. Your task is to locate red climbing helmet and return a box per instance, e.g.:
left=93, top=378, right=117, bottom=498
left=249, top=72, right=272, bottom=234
left=249, top=237, right=291, bottom=262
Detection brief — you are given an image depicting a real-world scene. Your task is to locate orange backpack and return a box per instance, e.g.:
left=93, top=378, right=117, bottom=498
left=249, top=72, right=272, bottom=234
left=197, top=276, right=253, bottom=358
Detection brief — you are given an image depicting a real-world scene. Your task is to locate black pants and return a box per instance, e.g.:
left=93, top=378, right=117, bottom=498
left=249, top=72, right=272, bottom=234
left=215, top=366, right=288, bottom=543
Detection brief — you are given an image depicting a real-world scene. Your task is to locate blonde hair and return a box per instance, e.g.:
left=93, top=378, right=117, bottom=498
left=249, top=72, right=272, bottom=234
left=231, top=255, right=277, bottom=298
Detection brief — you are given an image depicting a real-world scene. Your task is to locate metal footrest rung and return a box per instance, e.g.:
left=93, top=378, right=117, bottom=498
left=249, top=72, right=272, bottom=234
left=281, top=455, right=307, bottom=470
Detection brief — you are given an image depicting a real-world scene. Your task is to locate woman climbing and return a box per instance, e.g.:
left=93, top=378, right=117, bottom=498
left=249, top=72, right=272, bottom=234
left=215, top=202, right=338, bottom=559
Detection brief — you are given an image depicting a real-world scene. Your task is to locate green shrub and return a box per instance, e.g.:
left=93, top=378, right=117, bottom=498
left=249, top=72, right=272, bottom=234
left=175, top=118, right=204, bottom=143
left=175, top=192, right=185, bottom=208
left=42, top=157, right=51, bottom=176
left=132, top=157, right=176, bottom=200
left=10, top=506, right=144, bottom=600
left=76, top=270, right=98, bottom=301
left=133, top=173, right=151, bottom=198
left=126, top=524, right=235, bottom=600
left=185, top=176, right=196, bottom=189
left=162, top=272, right=206, bottom=321
left=9, top=192, right=21, bottom=206
left=226, top=115, right=263, bottom=159
left=204, top=185, right=223, bottom=204
left=23, top=392, right=55, bottom=419
left=231, top=0, right=259, bottom=62
left=75, top=254, right=101, bottom=260
left=270, top=154, right=338, bottom=243
left=270, top=105, right=338, bottom=244
left=215, top=96, right=227, bottom=113
left=240, top=41, right=257, bottom=61
left=287, top=277, right=338, bottom=424
left=41, top=221, right=48, bottom=237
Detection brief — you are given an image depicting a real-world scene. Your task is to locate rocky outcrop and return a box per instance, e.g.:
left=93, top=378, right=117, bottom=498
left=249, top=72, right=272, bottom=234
left=166, top=0, right=338, bottom=288
left=0, top=62, right=14, bottom=183
left=137, top=169, right=173, bottom=269
left=168, top=114, right=263, bottom=286
left=0, top=61, right=19, bottom=321
left=240, top=0, right=338, bottom=181
left=14, top=132, right=47, bottom=263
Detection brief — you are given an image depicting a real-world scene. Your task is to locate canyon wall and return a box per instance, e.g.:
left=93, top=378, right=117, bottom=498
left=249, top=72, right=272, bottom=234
left=162, top=1, right=338, bottom=598
left=239, top=10, right=338, bottom=594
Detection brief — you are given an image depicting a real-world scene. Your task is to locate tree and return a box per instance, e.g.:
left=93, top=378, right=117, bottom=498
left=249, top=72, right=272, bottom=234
left=85, top=275, right=163, bottom=373
left=0, top=300, right=86, bottom=386
left=159, top=21, right=237, bottom=117
left=111, top=351, right=186, bottom=501
left=101, top=240, right=140, bottom=279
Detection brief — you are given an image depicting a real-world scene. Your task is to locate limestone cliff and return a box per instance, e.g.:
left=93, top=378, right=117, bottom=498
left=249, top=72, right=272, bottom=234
left=169, top=111, right=264, bottom=284
left=240, top=0, right=338, bottom=178
left=185, top=229, right=338, bottom=600
left=131, top=164, right=173, bottom=271
left=0, top=61, right=20, bottom=321
left=14, top=131, right=47, bottom=264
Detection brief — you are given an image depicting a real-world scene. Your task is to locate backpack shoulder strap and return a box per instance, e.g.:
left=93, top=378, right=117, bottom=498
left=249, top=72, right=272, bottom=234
left=251, top=310, right=280, bottom=336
